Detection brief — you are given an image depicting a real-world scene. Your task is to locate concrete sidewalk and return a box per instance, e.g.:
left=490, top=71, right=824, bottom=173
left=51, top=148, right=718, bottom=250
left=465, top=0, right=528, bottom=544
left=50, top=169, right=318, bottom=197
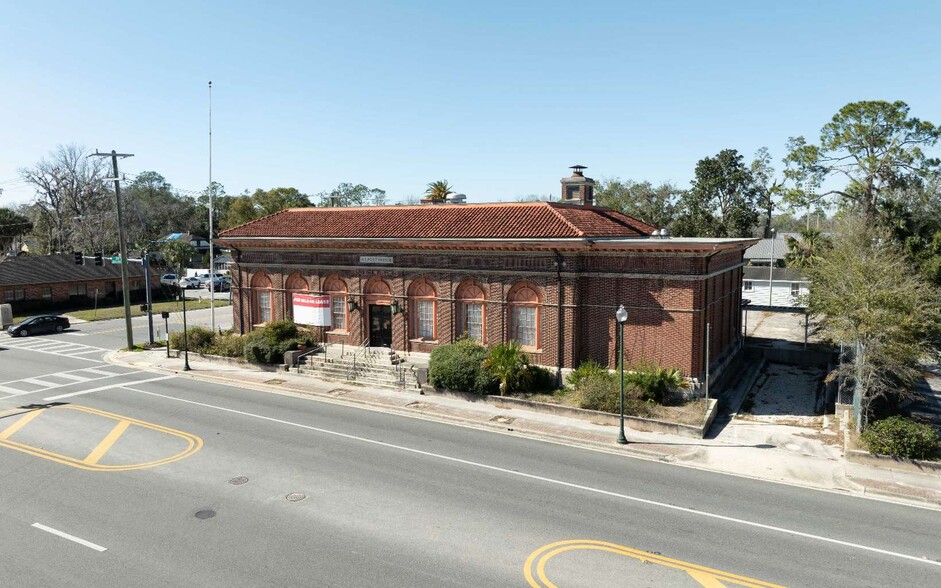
left=108, top=349, right=941, bottom=510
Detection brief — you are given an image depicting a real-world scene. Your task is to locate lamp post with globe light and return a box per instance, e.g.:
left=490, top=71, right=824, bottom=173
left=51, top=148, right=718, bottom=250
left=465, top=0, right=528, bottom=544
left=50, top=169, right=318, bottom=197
left=616, top=305, right=629, bottom=445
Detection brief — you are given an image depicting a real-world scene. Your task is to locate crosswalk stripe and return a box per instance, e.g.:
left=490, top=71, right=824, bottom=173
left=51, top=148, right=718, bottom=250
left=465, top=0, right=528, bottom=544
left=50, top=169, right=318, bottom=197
left=80, top=368, right=123, bottom=376
left=20, top=378, right=58, bottom=388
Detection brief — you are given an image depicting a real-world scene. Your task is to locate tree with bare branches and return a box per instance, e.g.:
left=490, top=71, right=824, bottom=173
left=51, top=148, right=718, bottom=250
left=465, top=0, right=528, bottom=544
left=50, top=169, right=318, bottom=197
left=18, top=144, right=112, bottom=254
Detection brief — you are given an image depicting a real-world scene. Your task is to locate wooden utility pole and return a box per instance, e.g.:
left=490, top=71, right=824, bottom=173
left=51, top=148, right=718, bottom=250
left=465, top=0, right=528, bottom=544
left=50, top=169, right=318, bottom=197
left=90, top=149, right=135, bottom=350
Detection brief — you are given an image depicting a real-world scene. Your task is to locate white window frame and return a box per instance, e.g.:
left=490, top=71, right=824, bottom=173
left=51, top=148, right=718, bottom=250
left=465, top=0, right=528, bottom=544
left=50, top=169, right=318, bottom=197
left=330, top=295, right=347, bottom=331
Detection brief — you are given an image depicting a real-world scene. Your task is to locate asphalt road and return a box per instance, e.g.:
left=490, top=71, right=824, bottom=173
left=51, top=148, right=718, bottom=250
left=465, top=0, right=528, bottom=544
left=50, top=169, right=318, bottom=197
left=1, top=319, right=940, bottom=587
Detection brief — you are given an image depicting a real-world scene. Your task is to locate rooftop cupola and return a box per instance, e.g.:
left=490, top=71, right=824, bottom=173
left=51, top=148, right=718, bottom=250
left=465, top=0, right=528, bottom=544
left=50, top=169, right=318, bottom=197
left=560, top=164, right=595, bottom=206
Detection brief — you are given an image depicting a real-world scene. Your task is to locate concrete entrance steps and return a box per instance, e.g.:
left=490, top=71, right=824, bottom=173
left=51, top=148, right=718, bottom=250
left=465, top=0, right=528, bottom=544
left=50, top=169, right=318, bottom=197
left=293, top=344, right=421, bottom=391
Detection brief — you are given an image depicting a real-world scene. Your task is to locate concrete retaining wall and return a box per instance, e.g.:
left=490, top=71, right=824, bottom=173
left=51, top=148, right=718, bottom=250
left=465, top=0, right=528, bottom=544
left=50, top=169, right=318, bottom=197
left=845, top=450, right=941, bottom=475
left=424, top=387, right=717, bottom=438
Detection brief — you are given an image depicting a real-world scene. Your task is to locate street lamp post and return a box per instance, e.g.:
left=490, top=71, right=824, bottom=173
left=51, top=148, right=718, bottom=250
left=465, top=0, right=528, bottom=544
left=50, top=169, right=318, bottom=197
left=768, top=228, right=776, bottom=306
left=181, top=286, right=191, bottom=371
left=616, top=304, right=629, bottom=445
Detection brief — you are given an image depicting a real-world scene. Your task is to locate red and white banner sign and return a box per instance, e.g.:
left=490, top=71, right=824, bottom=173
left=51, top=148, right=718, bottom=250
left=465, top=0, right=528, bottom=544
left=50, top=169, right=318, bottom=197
left=293, top=294, right=331, bottom=326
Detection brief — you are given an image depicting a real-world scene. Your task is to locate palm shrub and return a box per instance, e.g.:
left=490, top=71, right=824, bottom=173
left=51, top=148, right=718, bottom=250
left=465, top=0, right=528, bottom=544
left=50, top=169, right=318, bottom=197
left=861, top=416, right=940, bottom=460
left=482, top=341, right=529, bottom=396
left=625, top=362, right=687, bottom=404
left=566, top=359, right=608, bottom=389
left=428, top=339, right=498, bottom=394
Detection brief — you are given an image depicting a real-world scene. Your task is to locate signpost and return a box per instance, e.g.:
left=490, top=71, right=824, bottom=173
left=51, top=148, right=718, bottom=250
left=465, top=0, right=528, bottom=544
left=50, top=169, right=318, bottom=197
left=111, top=255, right=121, bottom=264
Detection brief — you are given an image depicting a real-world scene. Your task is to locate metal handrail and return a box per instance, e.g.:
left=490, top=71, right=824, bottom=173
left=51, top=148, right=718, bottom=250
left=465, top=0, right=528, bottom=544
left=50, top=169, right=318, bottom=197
left=294, top=343, right=325, bottom=367
left=346, top=338, right=370, bottom=379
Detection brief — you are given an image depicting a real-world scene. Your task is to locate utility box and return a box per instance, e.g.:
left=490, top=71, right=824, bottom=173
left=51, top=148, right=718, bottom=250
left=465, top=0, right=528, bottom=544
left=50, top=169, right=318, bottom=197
left=0, top=304, right=12, bottom=329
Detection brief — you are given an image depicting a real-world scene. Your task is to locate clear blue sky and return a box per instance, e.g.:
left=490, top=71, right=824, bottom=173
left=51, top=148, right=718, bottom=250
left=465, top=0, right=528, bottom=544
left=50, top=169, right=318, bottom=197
left=1, top=0, right=938, bottom=205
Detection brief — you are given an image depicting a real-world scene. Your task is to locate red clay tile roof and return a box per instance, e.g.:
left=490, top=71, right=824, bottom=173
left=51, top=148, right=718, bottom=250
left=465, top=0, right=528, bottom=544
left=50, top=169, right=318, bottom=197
left=218, top=202, right=655, bottom=240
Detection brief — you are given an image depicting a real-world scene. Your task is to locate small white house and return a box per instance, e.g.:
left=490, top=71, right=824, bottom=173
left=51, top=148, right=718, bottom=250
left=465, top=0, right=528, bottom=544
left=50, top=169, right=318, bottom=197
left=742, top=237, right=809, bottom=308
left=742, top=267, right=809, bottom=307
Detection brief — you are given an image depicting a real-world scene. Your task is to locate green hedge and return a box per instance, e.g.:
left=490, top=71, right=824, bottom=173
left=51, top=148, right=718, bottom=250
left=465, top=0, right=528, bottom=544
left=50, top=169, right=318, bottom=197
left=861, top=416, right=940, bottom=460
left=243, top=321, right=315, bottom=365
left=428, top=339, right=499, bottom=395
left=169, top=326, right=215, bottom=354
left=168, top=321, right=316, bottom=364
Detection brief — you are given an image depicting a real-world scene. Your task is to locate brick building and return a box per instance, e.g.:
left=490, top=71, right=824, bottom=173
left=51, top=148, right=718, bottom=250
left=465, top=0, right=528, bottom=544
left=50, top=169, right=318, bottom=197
left=217, top=169, right=756, bottom=381
left=0, top=253, right=160, bottom=314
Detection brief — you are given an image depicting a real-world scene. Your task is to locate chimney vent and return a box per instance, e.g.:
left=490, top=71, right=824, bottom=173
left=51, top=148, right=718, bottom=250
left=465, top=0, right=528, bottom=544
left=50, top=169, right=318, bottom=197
left=560, top=165, right=595, bottom=206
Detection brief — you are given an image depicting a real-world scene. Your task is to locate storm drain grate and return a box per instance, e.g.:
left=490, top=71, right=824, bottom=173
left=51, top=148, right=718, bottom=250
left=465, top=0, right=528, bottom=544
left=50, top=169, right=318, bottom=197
left=195, top=509, right=216, bottom=520
left=229, top=476, right=249, bottom=485
left=285, top=493, right=307, bottom=502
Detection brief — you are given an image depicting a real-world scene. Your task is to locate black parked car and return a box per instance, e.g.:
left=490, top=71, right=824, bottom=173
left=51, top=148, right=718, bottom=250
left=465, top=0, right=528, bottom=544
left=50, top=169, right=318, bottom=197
left=7, top=315, right=71, bottom=337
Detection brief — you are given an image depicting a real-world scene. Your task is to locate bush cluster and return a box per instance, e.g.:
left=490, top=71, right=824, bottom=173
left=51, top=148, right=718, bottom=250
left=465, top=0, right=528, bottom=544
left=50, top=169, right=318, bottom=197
left=242, top=320, right=316, bottom=364
left=168, top=320, right=317, bottom=364
left=573, top=372, right=654, bottom=417
left=169, top=326, right=215, bottom=354
left=861, top=416, right=940, bottom=460
left=428, top=339, right=499, bottom=395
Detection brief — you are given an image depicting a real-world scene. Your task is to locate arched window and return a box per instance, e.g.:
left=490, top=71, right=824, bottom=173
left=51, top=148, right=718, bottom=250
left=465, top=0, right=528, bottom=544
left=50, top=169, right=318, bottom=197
left=251, top=272, right=273, bottom=324
left=285, top=273, right=309, bottom=320
left=455, top=279, right=486, bottom=343
left=507, top=281, right=541, bottom=349
left=407, top=278, right=437, bottom=341
left=323, top=275, right=348, bottom=331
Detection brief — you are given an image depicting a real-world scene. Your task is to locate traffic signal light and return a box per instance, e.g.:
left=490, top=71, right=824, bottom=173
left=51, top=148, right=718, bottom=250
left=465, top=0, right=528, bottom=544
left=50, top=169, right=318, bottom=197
left=94, top=252, right=103, bottom=266
left=73, top=252, right=83, bottom=265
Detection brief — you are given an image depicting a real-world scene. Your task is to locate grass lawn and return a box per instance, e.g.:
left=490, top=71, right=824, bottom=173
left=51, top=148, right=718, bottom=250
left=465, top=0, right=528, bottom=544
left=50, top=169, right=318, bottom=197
left=14, top=298, right=230, bottom=323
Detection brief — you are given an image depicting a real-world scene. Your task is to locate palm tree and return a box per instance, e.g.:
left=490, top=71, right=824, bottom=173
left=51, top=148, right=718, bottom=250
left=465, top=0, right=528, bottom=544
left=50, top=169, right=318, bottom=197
left=482, top=341, right=529, bottom=396
left=784, top=229, right=831, bottom=269
left=424, top=180, right=453, bottom=201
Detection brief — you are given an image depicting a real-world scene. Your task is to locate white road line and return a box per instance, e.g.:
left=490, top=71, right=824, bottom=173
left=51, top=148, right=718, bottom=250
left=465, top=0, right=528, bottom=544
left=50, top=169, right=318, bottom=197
left=79, top=368, right=124, bottom=376
left=63, top=332, right=89, bottom=336
left=49, top=373, right=92, bottom=382
left=0, top=371, right=142, bottom=400
left=31, top=523, right=107, bottom=552
left=65, top=349, right=107, bottom=356
left=0, top=365, right=103, bottom=386
left=44, top=375, right=174, bottom=401
left=1, top=344, right=104, bottom=362
left=126, top=386, right=941, bottom=570
left=20, top=378, right=58, bottom=388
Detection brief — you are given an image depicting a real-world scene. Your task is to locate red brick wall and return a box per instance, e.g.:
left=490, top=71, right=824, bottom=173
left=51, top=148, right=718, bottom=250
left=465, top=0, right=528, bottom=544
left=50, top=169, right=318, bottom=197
left=228, top=246, right=746, bottom=379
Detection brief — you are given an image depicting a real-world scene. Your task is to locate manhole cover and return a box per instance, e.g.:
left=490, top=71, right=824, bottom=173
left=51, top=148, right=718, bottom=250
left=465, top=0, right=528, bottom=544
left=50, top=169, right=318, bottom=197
left=229, top=476, right=249, bottom=485
left=285, top=493, right=306, bottom=502
left=195, top=509, right=216, bottom=520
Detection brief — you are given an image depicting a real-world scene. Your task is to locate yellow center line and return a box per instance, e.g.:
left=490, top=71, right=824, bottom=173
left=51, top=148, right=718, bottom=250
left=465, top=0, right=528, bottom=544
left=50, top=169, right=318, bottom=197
left=83, top=419, right=131, bottom=464
left=0, top=408, right=45, bottom=440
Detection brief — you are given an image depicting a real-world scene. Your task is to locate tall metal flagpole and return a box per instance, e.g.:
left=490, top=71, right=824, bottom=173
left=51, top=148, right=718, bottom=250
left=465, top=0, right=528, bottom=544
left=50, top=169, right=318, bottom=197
left=208, top=80, right=215, bottom=332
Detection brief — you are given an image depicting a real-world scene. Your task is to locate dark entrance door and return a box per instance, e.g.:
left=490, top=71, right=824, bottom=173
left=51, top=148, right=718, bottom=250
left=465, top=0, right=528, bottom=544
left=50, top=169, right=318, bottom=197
left=369, top=304, right=393, bottom=347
